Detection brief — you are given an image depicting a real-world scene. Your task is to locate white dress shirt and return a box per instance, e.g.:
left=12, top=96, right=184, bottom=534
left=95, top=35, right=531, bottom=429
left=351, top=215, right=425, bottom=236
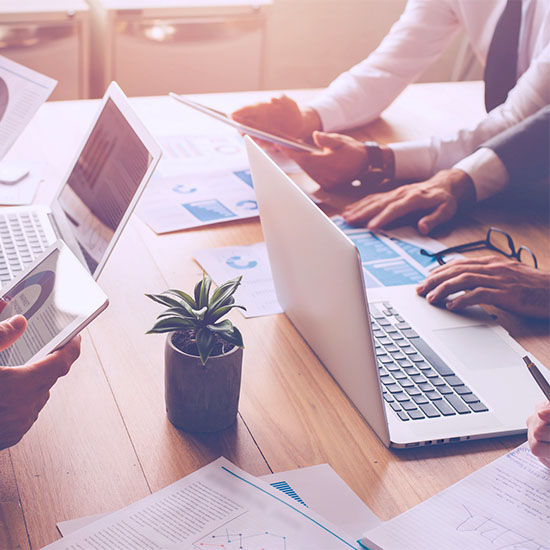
left=308, top=0, right=550, bottom=201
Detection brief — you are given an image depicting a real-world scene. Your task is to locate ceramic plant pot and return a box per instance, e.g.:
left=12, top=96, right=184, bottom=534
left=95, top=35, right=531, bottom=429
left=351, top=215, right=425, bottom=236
left=164, top=333, right=243, bottom=432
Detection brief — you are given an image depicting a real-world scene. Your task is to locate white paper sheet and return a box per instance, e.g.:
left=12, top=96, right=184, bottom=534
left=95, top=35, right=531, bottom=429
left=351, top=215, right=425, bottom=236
left=47, top=457, right=360, bottom=549
left=155, top=133, right=249, bottom=178
left=0, top=160, right=43, bottom=205
left=194, top=242, right=283, bottom=318
left=361, top=443, right=550, bottom=550
left=0, top=55, right=57, bottom=162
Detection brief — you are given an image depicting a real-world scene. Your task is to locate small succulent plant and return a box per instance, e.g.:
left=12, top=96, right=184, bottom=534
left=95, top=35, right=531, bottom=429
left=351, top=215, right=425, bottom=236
left=146, top=274, right=245, bottom=365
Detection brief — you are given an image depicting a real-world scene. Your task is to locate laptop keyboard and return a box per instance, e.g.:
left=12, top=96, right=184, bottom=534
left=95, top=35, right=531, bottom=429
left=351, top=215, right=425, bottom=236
left=0, top=211, right=50, bottom=284
left=370, top=302, right=488, bottom=422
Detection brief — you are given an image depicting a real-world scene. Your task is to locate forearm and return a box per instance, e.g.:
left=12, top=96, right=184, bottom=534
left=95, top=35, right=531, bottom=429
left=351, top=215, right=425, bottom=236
left=308, top=0, right=460, bottom=132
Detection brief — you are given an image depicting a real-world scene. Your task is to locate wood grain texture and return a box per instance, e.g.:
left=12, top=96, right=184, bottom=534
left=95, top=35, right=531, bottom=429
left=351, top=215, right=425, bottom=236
left=0, top=451, right=28, bottom=549
left=0, top=82, right=547, bottom=545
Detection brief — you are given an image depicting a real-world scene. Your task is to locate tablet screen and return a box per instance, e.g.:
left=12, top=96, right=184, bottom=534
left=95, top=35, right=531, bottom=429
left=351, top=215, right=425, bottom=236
left=0, top=244, right=107, bottom=366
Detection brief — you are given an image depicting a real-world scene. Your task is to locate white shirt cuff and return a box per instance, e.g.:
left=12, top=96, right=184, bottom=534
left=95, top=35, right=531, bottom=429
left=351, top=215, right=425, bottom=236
left=389, top=139, right=435, bottom=181
left=453, top=148, right=510, bottom=202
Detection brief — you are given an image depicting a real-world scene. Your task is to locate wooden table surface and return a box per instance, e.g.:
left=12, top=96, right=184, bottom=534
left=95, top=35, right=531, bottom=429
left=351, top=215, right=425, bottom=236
left=0, top=82, right=548, bottom=549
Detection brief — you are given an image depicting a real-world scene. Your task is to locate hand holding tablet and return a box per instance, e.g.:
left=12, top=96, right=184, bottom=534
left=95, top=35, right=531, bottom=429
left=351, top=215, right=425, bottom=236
left=169, top=93, right=322, bottom=153
left=0, top=240, right=108, bottom=366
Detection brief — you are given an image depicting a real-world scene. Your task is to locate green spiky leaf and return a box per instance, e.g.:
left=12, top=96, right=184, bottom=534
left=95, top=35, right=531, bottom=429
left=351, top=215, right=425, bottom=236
left=196, top=328, right=216, bottom=365
left=147, top=317, right=196, bottom=333
left=164, top=289, right=196, bottom=309
left=209, top=276, right=242, bottom=311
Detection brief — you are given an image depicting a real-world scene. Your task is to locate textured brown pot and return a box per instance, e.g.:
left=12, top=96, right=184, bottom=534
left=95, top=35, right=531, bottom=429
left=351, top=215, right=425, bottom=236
left=164, top=334, right=243, bottom=432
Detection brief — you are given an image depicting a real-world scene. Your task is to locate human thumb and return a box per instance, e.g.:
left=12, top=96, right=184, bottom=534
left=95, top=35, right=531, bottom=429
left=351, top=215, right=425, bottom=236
left=0, top=315, right=27, bottom=351
left=312, top=131, right=344, bottom=151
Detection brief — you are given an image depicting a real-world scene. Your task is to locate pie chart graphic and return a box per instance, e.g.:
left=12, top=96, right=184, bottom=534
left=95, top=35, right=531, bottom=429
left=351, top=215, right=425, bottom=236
left=2, top=270, right=56, bottom=320
left=0, top=77, right=8, bottom=123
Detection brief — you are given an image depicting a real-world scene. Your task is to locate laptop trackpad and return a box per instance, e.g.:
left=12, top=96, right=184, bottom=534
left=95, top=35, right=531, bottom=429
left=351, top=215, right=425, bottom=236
left=433, top=326, right=521, bottom=370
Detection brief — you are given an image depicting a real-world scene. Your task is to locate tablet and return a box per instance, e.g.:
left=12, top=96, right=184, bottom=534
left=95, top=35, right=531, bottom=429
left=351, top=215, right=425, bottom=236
left=169, top=93, right=322, bottom=153
left=0, top=241, right=108, bottom=366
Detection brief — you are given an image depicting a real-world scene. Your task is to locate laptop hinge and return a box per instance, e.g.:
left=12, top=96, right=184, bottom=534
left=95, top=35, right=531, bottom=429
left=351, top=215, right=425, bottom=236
left=47, top=212, right=63, bottom=239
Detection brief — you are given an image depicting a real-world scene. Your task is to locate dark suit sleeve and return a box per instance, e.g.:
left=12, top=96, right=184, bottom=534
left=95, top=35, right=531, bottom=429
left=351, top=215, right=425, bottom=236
left=482, top=105, right=550, bottom=186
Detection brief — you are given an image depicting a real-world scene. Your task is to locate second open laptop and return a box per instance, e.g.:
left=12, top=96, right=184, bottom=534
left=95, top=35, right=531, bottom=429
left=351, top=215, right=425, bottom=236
left=245, top=136, right=545, bottom=448
left=0, top=81, right=161, bottom=285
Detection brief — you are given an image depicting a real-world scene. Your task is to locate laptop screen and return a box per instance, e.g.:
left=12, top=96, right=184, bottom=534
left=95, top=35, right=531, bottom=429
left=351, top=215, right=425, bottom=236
left=58, top=97, right=153, bottom=274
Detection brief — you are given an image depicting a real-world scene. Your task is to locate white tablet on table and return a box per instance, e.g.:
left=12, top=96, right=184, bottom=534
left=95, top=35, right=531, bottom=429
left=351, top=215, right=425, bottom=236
left=0, top=241, right=108, bottom=366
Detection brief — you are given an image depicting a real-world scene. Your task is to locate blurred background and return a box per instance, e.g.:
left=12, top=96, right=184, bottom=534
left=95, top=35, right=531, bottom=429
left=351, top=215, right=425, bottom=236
left=0, top=0, right=483, bottom=100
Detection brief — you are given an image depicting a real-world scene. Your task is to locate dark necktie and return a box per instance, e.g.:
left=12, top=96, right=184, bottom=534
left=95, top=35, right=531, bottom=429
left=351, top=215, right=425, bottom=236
left=484, top=0, right=523, bottom=112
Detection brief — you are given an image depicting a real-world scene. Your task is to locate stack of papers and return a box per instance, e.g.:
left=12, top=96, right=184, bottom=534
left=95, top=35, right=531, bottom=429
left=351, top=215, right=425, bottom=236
left=48, top=459, right=380, bottom=549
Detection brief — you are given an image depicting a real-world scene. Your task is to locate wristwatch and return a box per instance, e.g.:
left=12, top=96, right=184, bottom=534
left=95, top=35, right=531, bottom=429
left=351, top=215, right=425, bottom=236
left=361, top=141, right=393, bottom=186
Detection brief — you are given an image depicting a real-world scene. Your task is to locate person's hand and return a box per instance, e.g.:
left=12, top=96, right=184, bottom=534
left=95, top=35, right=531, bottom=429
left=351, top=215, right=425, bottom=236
left=231, top=95, right=321, bottom=140
left=287, top=131, right=369, bottom=190
left=527, top=401, right=550, bottom=467
left=343, top=168, right=476, bottom=234
left=416, top=256, right=550, bottom=319
left=0, top=315, right=81, bottom=450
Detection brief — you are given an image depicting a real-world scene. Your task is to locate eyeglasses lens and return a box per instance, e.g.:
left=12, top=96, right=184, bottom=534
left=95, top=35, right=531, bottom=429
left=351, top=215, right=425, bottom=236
left=487, top=229, right=514, bottom=256
left=517, top=247, right=538, bottom=268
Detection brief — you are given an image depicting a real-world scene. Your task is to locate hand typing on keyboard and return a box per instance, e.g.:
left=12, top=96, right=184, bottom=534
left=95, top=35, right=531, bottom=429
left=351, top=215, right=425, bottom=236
left=417, top=255, right=550, bottom=320
left=0, top=315, right=81, bottom=450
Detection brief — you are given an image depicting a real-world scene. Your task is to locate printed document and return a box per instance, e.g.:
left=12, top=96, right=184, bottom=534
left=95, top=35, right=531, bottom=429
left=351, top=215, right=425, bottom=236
left=361, top=443, right=550, bottom=550
left=0, top=55, right=57, bottom=162
left=45, top=457, right=360, bottom=549
left=194, top=243, right=283, bottom=318
left=332, top=216, right=459, bottom=287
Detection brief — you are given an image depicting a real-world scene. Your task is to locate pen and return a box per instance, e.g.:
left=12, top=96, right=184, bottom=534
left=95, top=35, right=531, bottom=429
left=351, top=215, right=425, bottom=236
left=523, top=355, right=550, bottom=400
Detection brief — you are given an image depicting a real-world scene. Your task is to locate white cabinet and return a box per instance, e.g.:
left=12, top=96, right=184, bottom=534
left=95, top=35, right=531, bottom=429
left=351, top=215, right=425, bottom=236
left=0, top=0, right=90, bottom=99
left=87, top=0, right=271, bottom=98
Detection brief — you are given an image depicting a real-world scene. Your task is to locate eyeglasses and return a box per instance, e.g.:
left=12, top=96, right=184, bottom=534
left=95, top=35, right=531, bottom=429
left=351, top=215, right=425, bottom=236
left=419, top=227, right=538, bottom=268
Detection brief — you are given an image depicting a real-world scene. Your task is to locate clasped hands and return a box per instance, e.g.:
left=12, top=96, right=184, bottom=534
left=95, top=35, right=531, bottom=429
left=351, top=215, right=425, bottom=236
left=232, top=96, right=550, bottom=320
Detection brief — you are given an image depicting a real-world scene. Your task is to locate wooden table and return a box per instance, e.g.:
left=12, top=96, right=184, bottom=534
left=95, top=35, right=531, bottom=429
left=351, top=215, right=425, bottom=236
left=0, top=82, right=548, bottom=549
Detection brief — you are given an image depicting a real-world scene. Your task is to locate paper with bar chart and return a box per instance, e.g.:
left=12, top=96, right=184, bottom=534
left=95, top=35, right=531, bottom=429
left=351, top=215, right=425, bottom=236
left=331, top=216, right=460, bottom=287
left=44, top=457, right=360, bottom=550
left=136, top=133, right=259, bottom=233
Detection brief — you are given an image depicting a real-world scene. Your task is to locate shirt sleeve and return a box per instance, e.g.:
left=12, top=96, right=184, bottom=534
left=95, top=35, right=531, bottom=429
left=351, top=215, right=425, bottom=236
left=308, top=0, right=461, bottom=132
left=389, top=44, right=550, bottom=182
left=453, top=148, right=510, bottom=201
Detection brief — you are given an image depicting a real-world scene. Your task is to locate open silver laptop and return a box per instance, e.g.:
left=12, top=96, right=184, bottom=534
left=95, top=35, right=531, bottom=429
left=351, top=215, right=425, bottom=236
left=0, top=81, right=161, bottom=285
left=245, top=136, right=546, bottom=448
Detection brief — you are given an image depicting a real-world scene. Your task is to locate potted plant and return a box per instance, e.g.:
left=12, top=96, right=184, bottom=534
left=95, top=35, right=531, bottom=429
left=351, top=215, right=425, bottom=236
left=146, top=274, right=245, bottom=432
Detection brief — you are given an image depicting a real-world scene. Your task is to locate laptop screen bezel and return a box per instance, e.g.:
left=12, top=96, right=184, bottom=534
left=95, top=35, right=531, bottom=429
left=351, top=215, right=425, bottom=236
left=49, top=81, right=162, bottom=280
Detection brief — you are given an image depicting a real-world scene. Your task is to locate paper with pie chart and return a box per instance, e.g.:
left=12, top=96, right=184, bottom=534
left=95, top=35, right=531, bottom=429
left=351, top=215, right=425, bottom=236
left=136, top=133, right=259, bottom=234
left=0, top=55, right=57, bottom=162
left=194, top=243, right=283, bottom=318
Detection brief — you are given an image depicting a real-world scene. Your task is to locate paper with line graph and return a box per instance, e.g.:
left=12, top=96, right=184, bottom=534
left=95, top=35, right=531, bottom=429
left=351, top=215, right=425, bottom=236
left=360, top=443, right=550, bottom=550
left=44, top=457, right=360, bottom=550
